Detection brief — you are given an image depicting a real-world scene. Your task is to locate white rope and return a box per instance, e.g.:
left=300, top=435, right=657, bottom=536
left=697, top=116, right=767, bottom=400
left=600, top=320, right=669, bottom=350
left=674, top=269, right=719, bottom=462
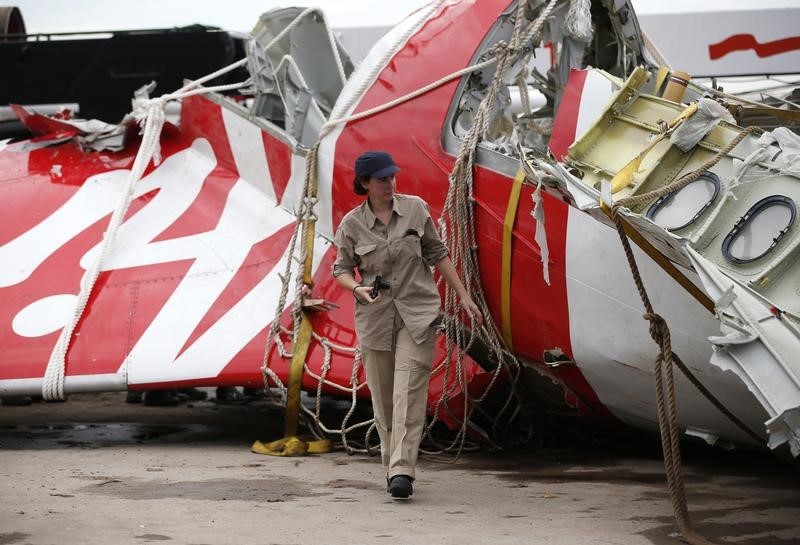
left=41, top=60, right=250, bottom=400
left=258, top=7, right=347, bottom=85
left=320, top=10, right=349, bottom=86
left=42, top=100, right=164, bottom=400
left=163, top=79, right=252, bottom=102
left=258, top=141, right=318, bottom=390
left=321, top=57, right=499, bottom=135
left=175, top=57, right=249, bottom=95
left=564, top=0, right=593, bottom=43
left=319, top=0, right=448, bottom=140
left=264, top=326, right=375, bottom=453
left=273, top=54, right=329, bottom=123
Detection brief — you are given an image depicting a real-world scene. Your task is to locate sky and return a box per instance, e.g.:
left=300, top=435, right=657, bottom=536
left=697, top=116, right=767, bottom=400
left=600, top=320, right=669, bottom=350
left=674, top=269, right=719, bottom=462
left=10, top=0, right=432, bottom=33
left=11, top=0, right=800, bottom=35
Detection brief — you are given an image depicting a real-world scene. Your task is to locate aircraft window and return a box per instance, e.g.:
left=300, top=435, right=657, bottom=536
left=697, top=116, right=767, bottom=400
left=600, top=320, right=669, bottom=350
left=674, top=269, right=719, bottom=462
left=722, top=196, right=796, bottom=264
left=646, top=172, right=720, bottom=231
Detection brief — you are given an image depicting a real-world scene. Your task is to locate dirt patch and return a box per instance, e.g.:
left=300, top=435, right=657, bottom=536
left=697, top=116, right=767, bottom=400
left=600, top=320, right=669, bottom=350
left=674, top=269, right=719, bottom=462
left=81, top=477, right=322, bottom=502
left=0, top=533, right=29, bottom=545
left=0, top=392, right=286, bottom=450
left=640, top=522, right=800, bottom=545
left=325, top=478, right=374, bottom=490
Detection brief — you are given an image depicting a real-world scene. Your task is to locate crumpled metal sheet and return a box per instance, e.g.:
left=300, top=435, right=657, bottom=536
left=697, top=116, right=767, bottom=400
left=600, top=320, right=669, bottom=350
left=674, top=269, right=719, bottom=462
left=687, top=247, right=800, bottom=456
left=10, top=104, right=127, bottom=152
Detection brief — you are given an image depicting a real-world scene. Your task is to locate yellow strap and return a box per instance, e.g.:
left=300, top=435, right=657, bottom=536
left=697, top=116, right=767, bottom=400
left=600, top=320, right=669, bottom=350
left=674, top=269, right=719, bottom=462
left=501, top=170, right=525, bottom=348
left=284, top=153, right=320, bottom=439
left=252, top=146, right=331, bottom=456
left=251, top=436, right=332, bottom=457
left=284, top=314, right=312, bottom=437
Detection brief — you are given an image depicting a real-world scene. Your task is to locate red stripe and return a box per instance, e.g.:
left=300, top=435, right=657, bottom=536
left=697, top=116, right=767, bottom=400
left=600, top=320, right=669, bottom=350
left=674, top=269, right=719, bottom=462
left=709, top=34, right=800, bottom=60
left=152, top=164, right=238, bottom=242
left=179, top=96, right=238, bottom=175
left=262, top=131, right=292, bottom=203
left=174, top=223, right=294, bottom=359
left=548, top=69, right=588, bottom=161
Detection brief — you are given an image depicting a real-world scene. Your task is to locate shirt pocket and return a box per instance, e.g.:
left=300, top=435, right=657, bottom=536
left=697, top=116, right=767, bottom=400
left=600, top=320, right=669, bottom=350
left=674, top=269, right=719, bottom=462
left=355, top=243, right=379, bottom=273
left=397, top=228, right=423, bottom=260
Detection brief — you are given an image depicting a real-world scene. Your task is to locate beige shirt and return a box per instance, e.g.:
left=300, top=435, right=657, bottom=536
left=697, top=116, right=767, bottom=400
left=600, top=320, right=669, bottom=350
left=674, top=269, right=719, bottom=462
left=333, top=194, right=449, bottom=350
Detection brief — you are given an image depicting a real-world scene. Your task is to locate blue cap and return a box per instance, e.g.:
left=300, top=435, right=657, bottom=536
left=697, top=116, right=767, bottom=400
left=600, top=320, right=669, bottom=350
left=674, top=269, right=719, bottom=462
left=354, top=150, right=400, bottom=179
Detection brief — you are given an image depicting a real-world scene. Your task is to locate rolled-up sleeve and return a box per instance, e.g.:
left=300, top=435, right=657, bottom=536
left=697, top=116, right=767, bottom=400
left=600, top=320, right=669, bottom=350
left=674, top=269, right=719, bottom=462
left=420, top=212, right=448, bottom=267
left=333, top=223, right=357, bottom=278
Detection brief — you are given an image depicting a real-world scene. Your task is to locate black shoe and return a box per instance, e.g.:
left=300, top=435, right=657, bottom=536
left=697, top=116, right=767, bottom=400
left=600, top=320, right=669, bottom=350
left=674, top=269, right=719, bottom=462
left=173, top=389, right=188, bottom=403
left=242, top=387, right=267, bottom=400
left=388, top=475, right=413, bottom=498
left=179, top=388, right=208, bottom=401
left=143, top=389, right=181, bottom=406
left=215, top=386, right=244, bottom=404
left=1, top=396, right=32, bottom=406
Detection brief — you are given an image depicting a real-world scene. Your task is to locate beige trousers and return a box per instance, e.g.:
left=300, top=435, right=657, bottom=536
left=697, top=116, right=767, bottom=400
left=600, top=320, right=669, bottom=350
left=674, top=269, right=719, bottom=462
left=360, top=318, right=435, bottom=481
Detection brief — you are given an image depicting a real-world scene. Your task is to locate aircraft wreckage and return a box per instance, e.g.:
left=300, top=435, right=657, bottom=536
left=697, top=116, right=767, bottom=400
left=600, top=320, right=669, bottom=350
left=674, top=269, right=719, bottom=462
left=1, top=0, right=799, bottom=467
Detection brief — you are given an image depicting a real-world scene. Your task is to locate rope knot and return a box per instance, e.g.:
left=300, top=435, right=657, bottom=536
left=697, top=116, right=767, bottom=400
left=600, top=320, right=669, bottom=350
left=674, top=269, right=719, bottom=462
left=131, top=98, right=166, bottom=127
left=643, top=312, right=671, bottom=343
left=643, top=312, right=666, bottom=327
left=131, top=81, right=164, bottom=125
left=130, top=92, right=167, bottom=167
left=486, top=40, right=510, bottom=60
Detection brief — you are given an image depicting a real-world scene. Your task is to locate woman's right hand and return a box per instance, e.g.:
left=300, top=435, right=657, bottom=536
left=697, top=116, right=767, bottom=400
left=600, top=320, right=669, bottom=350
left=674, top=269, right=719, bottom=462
left=353, top=285, right=380, bottom=305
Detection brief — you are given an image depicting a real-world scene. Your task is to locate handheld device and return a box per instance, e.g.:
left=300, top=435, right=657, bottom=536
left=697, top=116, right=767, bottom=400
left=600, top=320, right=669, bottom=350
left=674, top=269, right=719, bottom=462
left=370, top=275, right=391, bottom=299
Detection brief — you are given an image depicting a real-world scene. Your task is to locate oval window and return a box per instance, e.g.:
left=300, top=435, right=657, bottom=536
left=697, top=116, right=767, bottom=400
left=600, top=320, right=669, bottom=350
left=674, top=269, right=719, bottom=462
left=646, top=173, right=720, bottom=231
left=722, top=196, right=796, bottom=264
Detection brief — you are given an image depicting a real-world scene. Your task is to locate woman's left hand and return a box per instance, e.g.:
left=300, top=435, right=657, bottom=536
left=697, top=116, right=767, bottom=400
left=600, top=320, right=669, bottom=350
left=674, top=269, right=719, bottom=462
left=460, top=296, right=484, bottom=327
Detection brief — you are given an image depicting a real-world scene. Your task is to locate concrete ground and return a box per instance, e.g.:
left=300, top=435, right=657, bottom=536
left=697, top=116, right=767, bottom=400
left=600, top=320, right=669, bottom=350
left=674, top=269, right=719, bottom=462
left=1, top=392, right=798, bottom=545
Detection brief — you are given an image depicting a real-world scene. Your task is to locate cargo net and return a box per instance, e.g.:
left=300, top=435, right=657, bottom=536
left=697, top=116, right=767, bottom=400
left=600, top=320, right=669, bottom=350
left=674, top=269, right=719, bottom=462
left=260, top=325, right=533, bottom=457
left=258, top=0, right=563, bottom=459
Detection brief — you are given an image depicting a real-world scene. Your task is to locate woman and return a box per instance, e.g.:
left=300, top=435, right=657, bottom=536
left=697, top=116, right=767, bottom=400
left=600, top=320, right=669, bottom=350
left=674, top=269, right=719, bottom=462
left=333, top=150, right=482, bottom=499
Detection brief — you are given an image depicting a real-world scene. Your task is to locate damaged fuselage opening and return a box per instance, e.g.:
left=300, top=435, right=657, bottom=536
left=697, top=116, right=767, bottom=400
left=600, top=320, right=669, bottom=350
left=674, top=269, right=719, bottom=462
left=247, top=7, right=355, bottom=147
left=447, top=0, right=647, bottom=158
